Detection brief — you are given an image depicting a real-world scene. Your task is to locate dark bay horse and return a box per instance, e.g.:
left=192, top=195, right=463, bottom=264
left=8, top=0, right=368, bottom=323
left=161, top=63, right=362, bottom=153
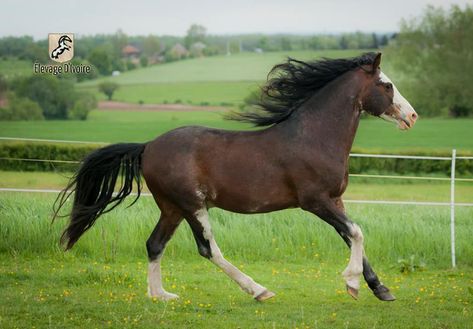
left=54, top=52, right=417, bottom=302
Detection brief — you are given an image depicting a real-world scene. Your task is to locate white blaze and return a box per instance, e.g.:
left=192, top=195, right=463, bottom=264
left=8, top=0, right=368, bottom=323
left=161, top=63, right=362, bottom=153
left=379, top=71, right=417, bottom=128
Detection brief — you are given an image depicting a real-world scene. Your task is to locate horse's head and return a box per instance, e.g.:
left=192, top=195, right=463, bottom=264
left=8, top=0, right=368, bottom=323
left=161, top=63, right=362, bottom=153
left=360, top=53, right=418, bottom=130
left=59, top=35, right=72, bottom=47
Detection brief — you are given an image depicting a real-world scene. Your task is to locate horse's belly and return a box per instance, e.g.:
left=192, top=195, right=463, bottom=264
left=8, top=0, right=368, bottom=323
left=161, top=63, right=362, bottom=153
left=209, top=183, right=298, bottom=214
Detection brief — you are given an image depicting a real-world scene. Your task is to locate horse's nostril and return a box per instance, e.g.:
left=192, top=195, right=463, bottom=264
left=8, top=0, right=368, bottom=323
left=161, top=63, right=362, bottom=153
left=411, top=112, right=418, bottom=121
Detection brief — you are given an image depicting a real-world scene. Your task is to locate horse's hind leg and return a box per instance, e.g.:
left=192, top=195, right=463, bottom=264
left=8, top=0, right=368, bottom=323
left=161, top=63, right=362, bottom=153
left=185, top=208, right=275, bottom=301
left=146, top=207, right=182, bottom=300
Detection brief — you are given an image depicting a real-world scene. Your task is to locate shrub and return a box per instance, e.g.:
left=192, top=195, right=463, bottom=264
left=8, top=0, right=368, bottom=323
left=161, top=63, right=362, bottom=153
left=449, top=105, right=472, bottom=118
left=140, top=56, right=148, bottom=67
left=0, top=93, right=44, bottom=121
left=0, top=142, right=98, bottom=171
left=98, top=81, right=119, bottom=101
left=69, top=92, right=97, bottom=120
left=126, top=60, right=137, bottom=71
left=11, top=75, right=74, bottom=119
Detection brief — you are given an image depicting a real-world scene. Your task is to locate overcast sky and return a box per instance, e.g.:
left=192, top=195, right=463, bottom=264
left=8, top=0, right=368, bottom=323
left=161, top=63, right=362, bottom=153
left=1, top=0, right=471, bottom=39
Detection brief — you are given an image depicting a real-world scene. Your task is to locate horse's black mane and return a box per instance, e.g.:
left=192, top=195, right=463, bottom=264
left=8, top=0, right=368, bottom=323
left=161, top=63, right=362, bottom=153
left=228, top=52, right=378, bottom=126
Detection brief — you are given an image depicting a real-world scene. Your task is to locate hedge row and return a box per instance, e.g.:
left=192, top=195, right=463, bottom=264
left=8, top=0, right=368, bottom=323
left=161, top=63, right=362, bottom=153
left=0, top=142, right=472, bottom=176
left=0, top=142, right=99, bottom=172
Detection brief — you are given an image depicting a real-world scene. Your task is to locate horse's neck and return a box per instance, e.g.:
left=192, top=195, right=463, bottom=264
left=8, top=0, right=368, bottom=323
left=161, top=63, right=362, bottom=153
left=293, top=72, right=363, bottom=158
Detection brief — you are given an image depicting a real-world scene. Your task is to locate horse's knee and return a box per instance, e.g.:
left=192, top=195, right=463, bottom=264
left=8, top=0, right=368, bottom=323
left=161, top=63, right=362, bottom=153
left=146, top=239, right=164, bottom=261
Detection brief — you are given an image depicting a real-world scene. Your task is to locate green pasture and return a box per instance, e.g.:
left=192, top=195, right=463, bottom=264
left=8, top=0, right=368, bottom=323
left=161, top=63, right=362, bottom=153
left=81, top=81, right=258, bottom=105
left=1, top=110, right=473, bottom=153
left=0, top=58, right=31, bottom=79
left=0, top=192, right=472, bottom=328
left=80, top=50, right=366, bottom=86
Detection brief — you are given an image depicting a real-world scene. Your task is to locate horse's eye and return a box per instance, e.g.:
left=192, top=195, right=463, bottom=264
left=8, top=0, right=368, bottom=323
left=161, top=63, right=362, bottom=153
left=385, top=83, right=393, bottom=91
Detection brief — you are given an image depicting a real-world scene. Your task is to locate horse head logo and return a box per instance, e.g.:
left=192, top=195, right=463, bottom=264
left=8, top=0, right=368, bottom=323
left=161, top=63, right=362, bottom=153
left=49, top=33, right=74, bottom=63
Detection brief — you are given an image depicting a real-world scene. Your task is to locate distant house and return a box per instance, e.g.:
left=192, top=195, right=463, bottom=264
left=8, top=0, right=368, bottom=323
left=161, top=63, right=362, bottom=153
left=122, top=45, right=141, bottom=64
left=170, top=43, right=188, bottom=59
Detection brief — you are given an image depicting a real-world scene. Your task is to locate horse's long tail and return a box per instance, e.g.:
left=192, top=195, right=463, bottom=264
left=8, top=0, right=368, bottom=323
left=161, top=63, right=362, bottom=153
left=53, top=143, right=147, bottom=250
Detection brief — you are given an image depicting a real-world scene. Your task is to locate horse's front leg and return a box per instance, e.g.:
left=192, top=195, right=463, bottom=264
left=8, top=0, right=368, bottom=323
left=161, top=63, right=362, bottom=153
left=334, top=198, right=395, bottom=301
left=303, top=197, right=394, bottom=301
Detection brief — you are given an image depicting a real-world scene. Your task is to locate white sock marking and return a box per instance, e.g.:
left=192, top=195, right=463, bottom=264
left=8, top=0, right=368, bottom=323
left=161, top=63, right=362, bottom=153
left=147, top=255, right=178, bottom=300
left=343, top=223, right=364, bottom=290
left=195, top=209, right=267, bottom=297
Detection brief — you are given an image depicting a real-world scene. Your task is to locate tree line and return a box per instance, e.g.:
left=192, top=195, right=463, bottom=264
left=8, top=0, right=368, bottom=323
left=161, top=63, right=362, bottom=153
left=385, top=4, right=473, bottom=117
left=0, top=27, right=392, bottom=78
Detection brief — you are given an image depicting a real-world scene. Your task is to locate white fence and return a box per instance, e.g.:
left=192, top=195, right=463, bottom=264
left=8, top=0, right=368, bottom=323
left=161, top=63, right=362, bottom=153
left=1, top=137, right=472, bottom=267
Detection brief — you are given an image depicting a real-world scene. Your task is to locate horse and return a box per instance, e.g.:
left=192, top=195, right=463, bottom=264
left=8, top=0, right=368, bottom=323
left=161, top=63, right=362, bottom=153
left=53, top=52, right=417, bottom=302
left=51, top=35, right=72, bottom=60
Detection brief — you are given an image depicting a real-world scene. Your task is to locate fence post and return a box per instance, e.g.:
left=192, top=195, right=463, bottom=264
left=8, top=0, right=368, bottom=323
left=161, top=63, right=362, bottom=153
left=450, top=149, right=456, bottom=268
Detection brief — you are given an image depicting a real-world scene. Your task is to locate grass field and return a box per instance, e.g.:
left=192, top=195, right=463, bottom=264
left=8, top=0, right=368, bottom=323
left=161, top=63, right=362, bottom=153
left=0, top=193, right=472, bottom=328
left=0, top=58, right=31, bottom=79
left=81, top=50, right=366, bottom=86
left=2, top=49, right=473, bottom=328
left=81, top=81, right=259, bottom=105
left=1, top=110, right=473, bottom=153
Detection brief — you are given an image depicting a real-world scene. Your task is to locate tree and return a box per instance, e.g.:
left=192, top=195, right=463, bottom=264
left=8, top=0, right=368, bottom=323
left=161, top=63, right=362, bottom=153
left=69, top=92, right=97, bottom=120
left=258, top=36, right=269, bottom=50
left=371, top=33, right=379, bottom=48
left=13, top=75, right=74, bottom=119
left=98, top=81, right=119, bottom=100
left=0, top=74, right=7, bottom=100
left=111, top=29, right=128, bottom=57
left=0, top=93, right=44, bottom=121
left=88, top=47, right=112, bottom=75
left=386, top=5, right=473, bottom=116
left=184, top=24, right=207, bottom=48
left=281, top=37, right=292, bottom=51
left=143, top=35, right=160, bottom=56
left=140, top=55, right=148, bottom=67
left=339, top=35, right=348, bottom=49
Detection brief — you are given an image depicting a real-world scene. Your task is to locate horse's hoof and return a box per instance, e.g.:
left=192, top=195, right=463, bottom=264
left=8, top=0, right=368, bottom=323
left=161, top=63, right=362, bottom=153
left=346, top=285, right=359, bottom=300
left=149, top=291, right=179, bottom=301
left=255, top=290, right=276, bottom=302
left=373, top=285, right=396, bottom=301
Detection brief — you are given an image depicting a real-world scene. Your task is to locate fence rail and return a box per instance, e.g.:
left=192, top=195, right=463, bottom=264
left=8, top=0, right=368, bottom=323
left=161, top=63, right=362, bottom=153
left=1, top=137, right=472, bottom=267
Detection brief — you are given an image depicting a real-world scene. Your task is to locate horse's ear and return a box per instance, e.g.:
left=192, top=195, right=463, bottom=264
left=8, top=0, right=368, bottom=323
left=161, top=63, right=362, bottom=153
left=372, top=52, right=382, bottom=73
